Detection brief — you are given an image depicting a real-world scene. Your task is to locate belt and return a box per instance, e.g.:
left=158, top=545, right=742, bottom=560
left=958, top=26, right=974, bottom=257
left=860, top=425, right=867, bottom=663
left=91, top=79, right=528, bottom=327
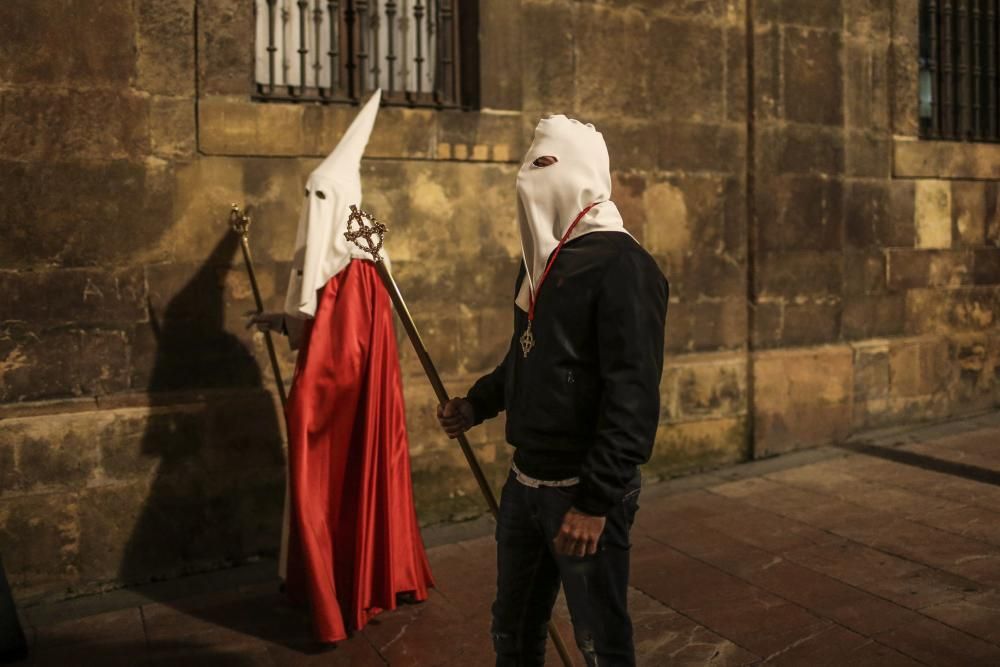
left=511, top=461, right=580, bottom=488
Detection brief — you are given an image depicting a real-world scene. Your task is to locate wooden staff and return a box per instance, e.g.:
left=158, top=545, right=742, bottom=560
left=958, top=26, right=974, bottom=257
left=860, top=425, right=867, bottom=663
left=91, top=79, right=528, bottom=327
left=230, top=203, right=292, bottom=581
left=343, top=205, right=574, bottom=667
left=230, top=204, right=288, bottom=408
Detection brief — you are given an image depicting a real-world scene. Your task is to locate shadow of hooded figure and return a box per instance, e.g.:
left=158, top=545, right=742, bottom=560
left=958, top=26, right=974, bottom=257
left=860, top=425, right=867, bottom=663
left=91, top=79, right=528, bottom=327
left=114, top=231, right=313, bottom=649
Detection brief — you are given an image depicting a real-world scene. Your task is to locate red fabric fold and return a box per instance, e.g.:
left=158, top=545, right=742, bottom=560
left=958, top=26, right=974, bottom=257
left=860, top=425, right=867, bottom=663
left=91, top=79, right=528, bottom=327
left=284, top=259, right=434, bottom=642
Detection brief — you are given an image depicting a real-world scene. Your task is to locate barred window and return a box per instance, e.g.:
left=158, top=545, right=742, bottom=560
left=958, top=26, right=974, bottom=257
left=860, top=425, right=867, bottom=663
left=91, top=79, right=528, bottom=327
left=253, top=1, right=473, bottom=108
left=919, top=0, right=1000, bottom=142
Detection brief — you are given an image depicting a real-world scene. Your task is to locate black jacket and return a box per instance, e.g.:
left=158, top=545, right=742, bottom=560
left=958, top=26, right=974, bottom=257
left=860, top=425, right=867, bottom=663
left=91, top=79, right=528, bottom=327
left=465, top=231, right=669, bottom=516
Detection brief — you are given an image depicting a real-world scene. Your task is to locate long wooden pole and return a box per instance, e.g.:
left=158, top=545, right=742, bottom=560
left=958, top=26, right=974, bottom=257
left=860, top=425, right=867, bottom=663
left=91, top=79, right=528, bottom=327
left=344, top=206, right=575, bottom=667
left=230, top=204, right=292, bottom=582
left=230, top=205, right=288, bottom=409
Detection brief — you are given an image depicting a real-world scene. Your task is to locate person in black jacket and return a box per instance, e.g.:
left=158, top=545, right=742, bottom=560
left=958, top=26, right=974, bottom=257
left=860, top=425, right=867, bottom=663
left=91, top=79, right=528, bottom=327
left=0, top=554, right=28, bottom=664
left=437, top=115, right=668, bottom=667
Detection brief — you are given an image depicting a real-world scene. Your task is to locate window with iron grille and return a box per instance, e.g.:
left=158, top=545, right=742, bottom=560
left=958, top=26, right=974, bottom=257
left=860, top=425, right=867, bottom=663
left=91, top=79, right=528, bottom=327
left=253, top=1, right=476, bottom=108
left=919, top=0, right=1000, bottom=142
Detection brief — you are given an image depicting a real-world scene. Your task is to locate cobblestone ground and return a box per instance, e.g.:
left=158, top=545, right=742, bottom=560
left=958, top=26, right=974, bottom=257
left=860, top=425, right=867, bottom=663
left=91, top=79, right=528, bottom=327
left=14, top=413, right=1000, bottom=666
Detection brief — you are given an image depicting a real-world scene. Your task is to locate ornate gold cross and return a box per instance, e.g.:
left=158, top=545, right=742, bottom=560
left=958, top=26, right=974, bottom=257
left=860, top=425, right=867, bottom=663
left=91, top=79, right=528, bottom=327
left=344, top=204, right=388, bottom=262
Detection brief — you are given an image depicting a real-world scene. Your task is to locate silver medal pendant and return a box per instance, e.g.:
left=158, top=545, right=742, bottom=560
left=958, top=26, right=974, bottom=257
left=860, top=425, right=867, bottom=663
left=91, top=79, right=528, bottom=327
left=520, top=321, right=535, bottom=357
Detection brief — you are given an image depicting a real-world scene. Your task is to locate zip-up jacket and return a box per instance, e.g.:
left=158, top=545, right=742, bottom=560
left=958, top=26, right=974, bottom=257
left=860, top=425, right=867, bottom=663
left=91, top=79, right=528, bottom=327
left=465, top=231, right=669, bottom=516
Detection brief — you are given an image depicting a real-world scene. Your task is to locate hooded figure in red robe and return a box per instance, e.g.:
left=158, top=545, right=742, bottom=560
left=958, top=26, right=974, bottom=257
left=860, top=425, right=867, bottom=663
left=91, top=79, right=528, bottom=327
left=266, top=89, right=434, bottom=643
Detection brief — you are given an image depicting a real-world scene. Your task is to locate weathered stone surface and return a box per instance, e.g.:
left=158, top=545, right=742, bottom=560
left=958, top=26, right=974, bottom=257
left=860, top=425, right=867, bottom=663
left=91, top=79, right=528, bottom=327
left=845, top=180, right=890, bottom=248
left=890, top=40, right=920, bottom=136
left=758, top=251, right=842, bottom=298
left=952, top=180, right=989, bottom=247
left=480, top=0, right=523, bottom=110
left=647, top=17, right=726, bottom=122
left=845, top=131, right=892, bottom=178
left=757, top=0, right=844, bottom=28
left=973, top=249, right=1000, bottom=285
left=0, top=0, right=136, bottom=87
left=887, top=249, right=973, bottom=290
left=0, top=326, right=130, bottom=402
left=889, top=338, right=952, bottom=399
left=197, top=1, right=254, bottom=96
left=0, top=415, right=101, bottom=493
left=574, top=6, right=652, bottom=117
left=0, top=89, right=151, bottom=162
left=664, top=300, right=747, bottom=354
left=0, top=493, right=79, bottom=600
left=753, top=24, right=782, bottom=121
left=895, top=137, right=1000, bottom=180
left=783, top=28, right=844, bottom=125
left=781, top=302, right=843, bottom=347
left=136, top=0, right=195, bottom=96
left=656, top=121, right=747, bottom=173
left=647, top=417, right=748, bottom=479
left=149, top=96, right=197, bottom=159
left=753, top=346, right=853, bottom=455
left=661, top=353, right=747, bottom=422
left=0, top=268, right=146, bottom=326
left=845, top=40, right=890, bottom=130
left=844, top=250, right=887, bottom=296
left=757, top=124, right=844, bottom=176
left=852, top=340, right=890, bottom=403
left=841, top=294, right=906, bottom=340
left=886, top=179, right=918, bottom=247
left=905, top=287, right=1000, bottom=334
left=520, top=2, right=575, bottom=111
left=915, top=179, right=953, bottom=249
left=0, top=159, right=174, bottom=269
left=756, top=175, right=843, bottom=251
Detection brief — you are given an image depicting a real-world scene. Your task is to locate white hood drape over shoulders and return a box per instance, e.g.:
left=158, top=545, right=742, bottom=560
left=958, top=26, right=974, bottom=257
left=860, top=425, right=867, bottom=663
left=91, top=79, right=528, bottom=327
left=284, top=89, right=384, bottom=319
left=514, top=115, right=633, bottom=312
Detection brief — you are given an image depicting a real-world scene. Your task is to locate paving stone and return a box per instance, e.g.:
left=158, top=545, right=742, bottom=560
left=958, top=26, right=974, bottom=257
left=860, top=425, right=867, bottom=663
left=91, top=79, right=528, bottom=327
left=629, top=587, right=759, bottom=666
left=765, top=624, right=919, bottom=667
left=874, top=615, right=1000, bottom=666
left=783, top=540, right=978, bottom=610
left=920, top=590, right=1000, bottom=646
left=33, top=606, right=144, bottom=649
left=630, top=537, right=832, bottom=658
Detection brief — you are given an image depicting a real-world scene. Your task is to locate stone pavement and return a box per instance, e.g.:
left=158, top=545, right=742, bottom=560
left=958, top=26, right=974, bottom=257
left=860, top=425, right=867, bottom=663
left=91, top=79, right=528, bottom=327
left=13, top=412, right=1000, bottom=666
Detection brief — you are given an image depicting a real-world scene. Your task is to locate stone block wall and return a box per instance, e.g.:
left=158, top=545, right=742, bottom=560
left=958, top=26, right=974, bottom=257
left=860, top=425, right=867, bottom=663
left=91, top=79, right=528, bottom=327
left=1, top=0, right=998, bottom=602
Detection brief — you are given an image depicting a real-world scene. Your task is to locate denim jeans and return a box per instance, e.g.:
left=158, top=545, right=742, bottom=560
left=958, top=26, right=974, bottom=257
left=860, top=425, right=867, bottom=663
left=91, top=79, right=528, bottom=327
left=491, top=468, right=641, bottom=667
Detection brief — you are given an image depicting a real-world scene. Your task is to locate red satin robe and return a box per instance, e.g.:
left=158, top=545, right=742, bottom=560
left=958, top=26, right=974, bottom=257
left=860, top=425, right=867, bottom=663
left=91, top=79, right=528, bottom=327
left=284, top=259, right=434, bottom=643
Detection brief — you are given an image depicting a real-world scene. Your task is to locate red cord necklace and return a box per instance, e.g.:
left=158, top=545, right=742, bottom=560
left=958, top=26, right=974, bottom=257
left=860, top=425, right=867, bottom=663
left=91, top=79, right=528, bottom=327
left=519, top=202, right=599, bottom=357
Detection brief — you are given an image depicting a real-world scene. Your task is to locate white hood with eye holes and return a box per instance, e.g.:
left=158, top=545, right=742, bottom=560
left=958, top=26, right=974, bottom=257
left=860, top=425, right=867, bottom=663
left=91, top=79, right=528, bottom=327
left=283, top=89, right=384, bottom=319
left=514, top=114, right=632, bottom=312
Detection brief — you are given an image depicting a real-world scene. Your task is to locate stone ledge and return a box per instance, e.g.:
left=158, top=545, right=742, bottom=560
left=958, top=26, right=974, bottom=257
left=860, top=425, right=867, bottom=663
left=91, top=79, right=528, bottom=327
left=893, top=136, right=1000, bottom=180
left=0, top=387, right=277, bottom=422
left=197, top=96, right=524, bottom=163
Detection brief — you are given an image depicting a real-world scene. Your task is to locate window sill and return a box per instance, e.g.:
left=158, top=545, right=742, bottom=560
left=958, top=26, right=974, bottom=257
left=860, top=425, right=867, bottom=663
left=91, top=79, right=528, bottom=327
left=893, top=136, right=1000, bottom=180
left=197, top=95, right=523, bottom=163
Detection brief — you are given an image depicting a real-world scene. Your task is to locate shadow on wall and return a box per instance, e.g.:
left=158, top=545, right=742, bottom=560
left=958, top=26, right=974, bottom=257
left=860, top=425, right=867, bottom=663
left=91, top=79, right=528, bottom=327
left=118, top=230, right=286, bottom=591
left=107, top=231, right=366, bottom=655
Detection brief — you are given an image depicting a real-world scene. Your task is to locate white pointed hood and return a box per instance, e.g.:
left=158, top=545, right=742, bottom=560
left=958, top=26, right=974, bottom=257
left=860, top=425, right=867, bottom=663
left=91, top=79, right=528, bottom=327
left=514, top=114, right=632, bottom=312
left=284, top=89, right=384, bottom=318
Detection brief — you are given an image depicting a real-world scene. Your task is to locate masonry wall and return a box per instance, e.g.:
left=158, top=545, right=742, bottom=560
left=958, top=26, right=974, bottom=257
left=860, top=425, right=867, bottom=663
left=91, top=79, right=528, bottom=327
left=1, top=0, right=997, bottom=604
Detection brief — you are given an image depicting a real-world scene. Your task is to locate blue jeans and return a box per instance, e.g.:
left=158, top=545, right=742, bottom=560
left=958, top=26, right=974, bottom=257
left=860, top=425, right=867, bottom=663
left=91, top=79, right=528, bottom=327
left=491, top=469, right=641, bottom=667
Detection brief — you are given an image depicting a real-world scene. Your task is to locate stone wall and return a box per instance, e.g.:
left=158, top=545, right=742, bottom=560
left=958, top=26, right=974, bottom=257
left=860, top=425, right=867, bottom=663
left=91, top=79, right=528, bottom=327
left=1, top=0, right=998, bottom=603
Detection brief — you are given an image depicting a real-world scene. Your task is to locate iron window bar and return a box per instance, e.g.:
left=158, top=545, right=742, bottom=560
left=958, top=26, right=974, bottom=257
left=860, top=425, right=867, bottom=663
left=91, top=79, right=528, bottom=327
left=920, top=0, right=1000, bottom=142
left=253, top=0, right=464, bottom=108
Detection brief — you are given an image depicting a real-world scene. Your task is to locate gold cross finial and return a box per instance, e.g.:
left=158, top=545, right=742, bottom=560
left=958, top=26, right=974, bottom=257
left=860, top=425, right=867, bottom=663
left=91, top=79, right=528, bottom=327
left=230, top=203, right=251, bottom=237
left=344, top=205, right=388, bottom=262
